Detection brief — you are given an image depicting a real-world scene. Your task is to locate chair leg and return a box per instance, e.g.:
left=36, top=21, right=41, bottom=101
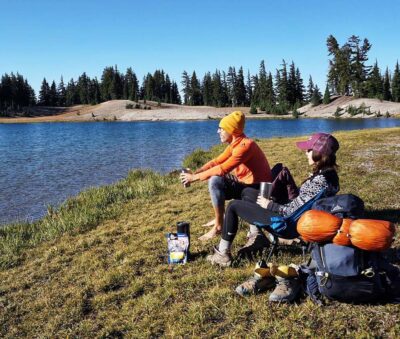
left=265, top=238, right=278, bottom=263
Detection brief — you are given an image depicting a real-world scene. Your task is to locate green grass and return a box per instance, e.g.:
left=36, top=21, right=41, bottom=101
left=0, top=127, right=399, bottom=338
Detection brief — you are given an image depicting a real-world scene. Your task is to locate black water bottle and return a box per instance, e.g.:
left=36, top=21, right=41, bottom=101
left=176, top=221, right=190, bottom=236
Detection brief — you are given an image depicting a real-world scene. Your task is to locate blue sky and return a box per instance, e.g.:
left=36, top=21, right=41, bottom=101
left=1, top=0, right=399, bottom=95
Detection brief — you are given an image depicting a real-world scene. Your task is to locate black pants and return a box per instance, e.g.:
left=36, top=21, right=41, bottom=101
left=221, top=164, right=299, bottom=242
left=222, top=199, right=280, bottom=242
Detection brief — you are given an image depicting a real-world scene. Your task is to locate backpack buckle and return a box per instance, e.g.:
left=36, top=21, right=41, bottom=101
left=361, top=267, right=375, bottom=278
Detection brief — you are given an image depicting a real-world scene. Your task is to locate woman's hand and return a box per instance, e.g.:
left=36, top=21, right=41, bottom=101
left=256, top=195, right=271, bottom=209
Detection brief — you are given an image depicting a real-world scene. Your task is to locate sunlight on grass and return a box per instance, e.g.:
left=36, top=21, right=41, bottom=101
left=0, top=127, right=399, bottom=337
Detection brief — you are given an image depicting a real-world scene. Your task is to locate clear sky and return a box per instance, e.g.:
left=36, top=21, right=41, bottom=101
left=1, top=0, right=399, bottom=95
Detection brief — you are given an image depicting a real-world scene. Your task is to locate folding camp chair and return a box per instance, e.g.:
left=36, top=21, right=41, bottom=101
left=254, top=189, right=327, bottom=262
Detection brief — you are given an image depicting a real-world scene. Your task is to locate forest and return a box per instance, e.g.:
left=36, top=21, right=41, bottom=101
left=1, top=35, right=400, bottom=116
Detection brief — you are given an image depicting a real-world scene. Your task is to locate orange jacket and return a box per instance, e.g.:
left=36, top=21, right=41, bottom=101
left=196, top=134, right=272, bottom=184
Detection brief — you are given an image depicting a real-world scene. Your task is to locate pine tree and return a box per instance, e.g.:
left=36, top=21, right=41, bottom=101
left=245, top=70, right=252, bottom=106
left=181, top=71, right=191, bottom=105
left=100, top=66, right=115, bottom=101
left=392, top=61, right=400, bottom=102
left=57, top=77, right=66, bottom=106
left=276, top=60, right=289, bottom=105
left=348, top=35, right=372, bottom=97
left=235, top=67, right=246, bottom=106
left=201, top=72, right=213, bottom=106
left=287, top=61, right=297, bottom=106
left=311, top=85, right=322, bottom=106
left=295, top=68, right=304, bottom=105
left=307, top=76, right=314, bottom=102
left=190, top=71, right=202, bottom=105
left=170, top=81, right=181, bottom=104
left=383, top=67, right=392, bottom=101
left=38, top=78, right=50, bottom=106
left=323, top=84, right=331, bottom=104
left=227, top=66, right=237, bottom=106
left=366, top=61, right=383, bottom=99
left=49, top=81, right=58, bottom=106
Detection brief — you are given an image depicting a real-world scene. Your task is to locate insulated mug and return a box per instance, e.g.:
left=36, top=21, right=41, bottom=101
left=260, top=182, right=273, bottom=199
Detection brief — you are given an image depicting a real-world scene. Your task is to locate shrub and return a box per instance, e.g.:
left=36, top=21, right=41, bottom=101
left=333, top=106, right=344, bottom=118
left=249, top=106, right=257, bottom=114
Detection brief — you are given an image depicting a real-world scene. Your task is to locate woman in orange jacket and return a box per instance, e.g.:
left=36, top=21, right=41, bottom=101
left=180, top=111, right=272, bottom=241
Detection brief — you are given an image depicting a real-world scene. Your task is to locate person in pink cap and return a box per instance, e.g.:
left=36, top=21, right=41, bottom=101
left=206, top=132, right=340, bottom=268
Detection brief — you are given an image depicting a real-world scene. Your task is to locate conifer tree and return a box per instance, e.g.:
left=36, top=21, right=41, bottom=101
left=267, top=72, right=275, bottom=105
left=311, top=85, right=322, bottom=106
left=201, top=72, right=213, bottom=106
left=348, top=36, right=372, bottom=97
left=49, top=81, right=58, bottom=106
left=38, top=78, right=50, bottom=106
left=90, top=78, right=101, bottom=104
left=307, top=76, right=314, bottom=102
left=383, top=67, right=392, bottom=101
left=181, top=71, right=191, bottom=105
left=366, top=61, right=383, bottom=99
left=65, top=78, right=77, bottom=106
left=227, top=66, right=237, bottom=106
left=287, top=61, right=297, bottom=106
left=323, top=84, right=331, bottom=104
left=190, top=71, right=202, bottom=105
left=57, top=77, right=66, bottom=106
left=392, top=61, right=400, bottom=102
left=295, top=68, right=304, bottom=104
left=235, top=67, right=246, bottom=106
left=170, top=81, right=181, bottom=104
left=246, top=70, right=252, bottom=106
left=100, top=67, right=115, bottom=101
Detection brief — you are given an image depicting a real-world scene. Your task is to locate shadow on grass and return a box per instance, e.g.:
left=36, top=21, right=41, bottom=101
left=365, top=209, right=400, bottom=223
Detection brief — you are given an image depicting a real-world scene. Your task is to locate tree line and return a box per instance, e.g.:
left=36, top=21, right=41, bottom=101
left=1, top=34, right=400, bottom=116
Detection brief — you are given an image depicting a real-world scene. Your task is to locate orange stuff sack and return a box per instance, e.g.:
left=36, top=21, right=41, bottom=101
left=349, top=219, right=395, bottom=251
left=333, top=218, right=353, bottom=246
left=297, top=210, right=342, bottom=243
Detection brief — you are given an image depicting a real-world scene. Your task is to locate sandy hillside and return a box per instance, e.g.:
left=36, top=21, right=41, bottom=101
left=0, top=97, right=399, bottom=123
left=299, top=96, right=400, bottom=118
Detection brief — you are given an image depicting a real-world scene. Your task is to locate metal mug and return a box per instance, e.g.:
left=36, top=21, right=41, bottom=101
left=259, top=182, right=273, bottom=199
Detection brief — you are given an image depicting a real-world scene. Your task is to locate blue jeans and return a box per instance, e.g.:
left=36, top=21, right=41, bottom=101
left=208, top=175, right=259, bottom=208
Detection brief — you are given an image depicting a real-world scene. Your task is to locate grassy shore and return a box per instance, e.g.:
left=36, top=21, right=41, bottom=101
left=0, top=128, right=399, bottom=337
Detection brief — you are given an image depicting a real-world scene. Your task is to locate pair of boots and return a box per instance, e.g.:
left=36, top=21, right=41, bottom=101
left=236, top=261, right=301, bottom=302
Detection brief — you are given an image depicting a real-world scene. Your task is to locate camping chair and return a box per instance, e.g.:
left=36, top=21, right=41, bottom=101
left=254, top=189, right=327, bottom=262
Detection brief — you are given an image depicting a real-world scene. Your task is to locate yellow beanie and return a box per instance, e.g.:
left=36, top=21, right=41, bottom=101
left=219, top=111, right=245, bottom=135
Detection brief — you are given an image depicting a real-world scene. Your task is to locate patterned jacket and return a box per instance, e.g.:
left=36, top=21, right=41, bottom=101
left=268, top=168, right=339, bottom=217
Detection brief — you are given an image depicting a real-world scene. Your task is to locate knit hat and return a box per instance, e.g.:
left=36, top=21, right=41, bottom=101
left=219, top=111, right=245, bottom=135
left=296, top=133, right=339, bottom=156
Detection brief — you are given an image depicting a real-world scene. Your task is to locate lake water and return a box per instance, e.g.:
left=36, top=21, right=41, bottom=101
left=1, top=118, right=400, bottom=225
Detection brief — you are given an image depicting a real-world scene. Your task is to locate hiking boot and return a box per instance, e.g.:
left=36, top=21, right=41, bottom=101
left=206, top=246, right=233, bottom=267
left=235, top=274, right=275, bottom=297
left=269, top=276, right=301, bottom=303
left=237, top=231, right=270, bottom=259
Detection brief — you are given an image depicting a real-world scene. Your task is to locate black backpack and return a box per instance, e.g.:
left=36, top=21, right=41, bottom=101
left=312, top=194, right=365, bottom=219
left=300, top=243, right=400, bottom=304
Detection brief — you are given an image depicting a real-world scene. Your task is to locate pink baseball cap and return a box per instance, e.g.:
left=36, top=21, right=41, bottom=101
left=296, top=133, right=339, bottom=156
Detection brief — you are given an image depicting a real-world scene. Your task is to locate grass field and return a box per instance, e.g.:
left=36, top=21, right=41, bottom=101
left=0, top=127, right=399, bottom=338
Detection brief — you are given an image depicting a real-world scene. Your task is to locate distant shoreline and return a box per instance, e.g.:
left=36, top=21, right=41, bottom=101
left=1, top=96, right=399, bottom=123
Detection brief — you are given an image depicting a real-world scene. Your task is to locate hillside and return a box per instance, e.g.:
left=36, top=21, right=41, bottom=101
left=299, top=96, right=400, bottom=118
left=0, top=128, right=399, bottom=337
left=1, top=97, right=399, bottom=123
